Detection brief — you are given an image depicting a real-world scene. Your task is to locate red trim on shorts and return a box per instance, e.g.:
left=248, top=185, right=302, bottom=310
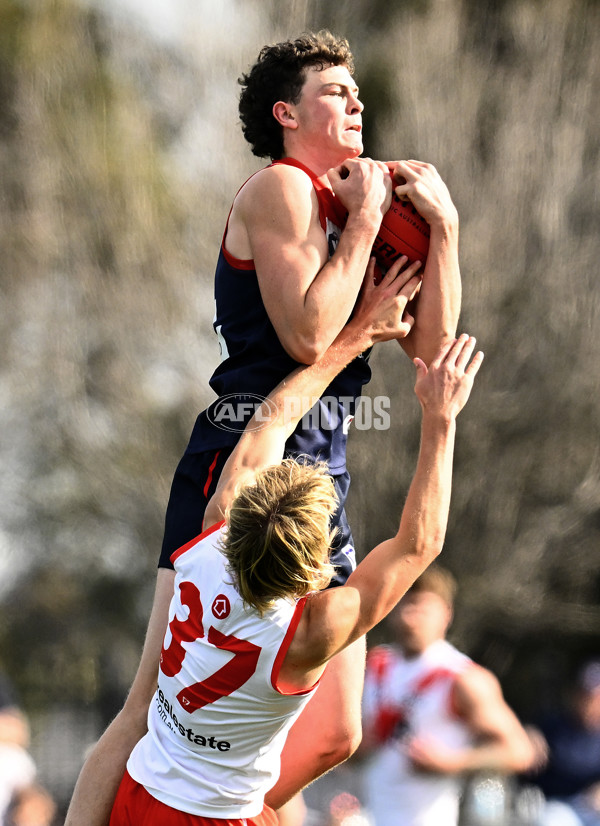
left=250, top=806, right=279, bottom=826
left=110, top=770, right=277, bottom=826
left=170, top=520, right=226, bottom=565
left=271, top=597, right=318, bottom=695
left=203, top=450, right=222, bottom=498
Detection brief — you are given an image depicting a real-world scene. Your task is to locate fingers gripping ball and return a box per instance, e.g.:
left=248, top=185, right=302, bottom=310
left=372, top=170, right=430, bottom=278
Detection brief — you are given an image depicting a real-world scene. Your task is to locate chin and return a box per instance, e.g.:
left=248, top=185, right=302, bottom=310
left=338, top=133, right=362, bottom=155
left=401, top=638, right=425, bottom=657
left=346, top=139, right=363, bottom=157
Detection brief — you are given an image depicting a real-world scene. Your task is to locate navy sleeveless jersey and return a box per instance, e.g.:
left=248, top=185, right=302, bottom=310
left=186, top=158, right=372, bottom=475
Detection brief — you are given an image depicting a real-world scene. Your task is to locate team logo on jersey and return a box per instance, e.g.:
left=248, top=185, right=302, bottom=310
left=207, top=393, right=279, bottom=433
left=212, top=595, right=231, bottom=619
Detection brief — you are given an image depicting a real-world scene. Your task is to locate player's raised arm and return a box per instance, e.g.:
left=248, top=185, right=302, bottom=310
left=389, top=160, right=462, bottom=366
left=282, top=336, right=483, bottom=686
left=203, top=259, right=422, bottom=528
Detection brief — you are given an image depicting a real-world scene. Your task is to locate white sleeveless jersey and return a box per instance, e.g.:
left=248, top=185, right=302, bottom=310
left=362, top=639, right=474, bottom=826
left=127, top=521, right=317, bottom=818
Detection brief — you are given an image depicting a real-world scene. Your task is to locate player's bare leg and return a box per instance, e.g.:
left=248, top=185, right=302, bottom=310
left=265, top=636, right=366, bottom=814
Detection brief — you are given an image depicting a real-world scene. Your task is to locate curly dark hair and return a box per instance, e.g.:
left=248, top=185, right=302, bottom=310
left=238, top=30, right=355, bottom=161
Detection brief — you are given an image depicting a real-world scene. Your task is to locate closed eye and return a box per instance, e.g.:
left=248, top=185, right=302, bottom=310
left=323, top=84, right=360, bottom=98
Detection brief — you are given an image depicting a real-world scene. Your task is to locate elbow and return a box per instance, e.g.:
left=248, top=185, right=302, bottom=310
left=511, top=734, right=541, bottom=774
left=292, top=348, right=320, bottom=366
left=414, top=538, right=445, bottom=568
left=429, top=537, right=445, bottom=561
left=283, top=335, right=330, bottom=365
left=493, top=732, right=540, bottom=775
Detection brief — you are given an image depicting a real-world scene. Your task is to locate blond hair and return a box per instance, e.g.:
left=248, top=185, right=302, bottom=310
left=220, top=459, right=337, bottom=614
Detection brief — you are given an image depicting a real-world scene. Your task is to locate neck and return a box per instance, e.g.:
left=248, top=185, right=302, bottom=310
left=281, top=143, right=358, bottom=186
left=400, top=638, right=444, bottom=659
left=281, top=151, right=331, bottom=186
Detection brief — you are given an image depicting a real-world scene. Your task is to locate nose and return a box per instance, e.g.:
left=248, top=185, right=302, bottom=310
left=398, top=606, right=421, bottom=625
left=348, top=91, right=363, bottom=115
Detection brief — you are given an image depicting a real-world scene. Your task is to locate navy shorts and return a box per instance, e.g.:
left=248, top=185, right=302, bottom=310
left=158, top=449, right=355, bottom=587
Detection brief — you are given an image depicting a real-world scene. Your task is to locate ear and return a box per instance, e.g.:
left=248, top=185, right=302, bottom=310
left=272, top=101, right=298, bottom=130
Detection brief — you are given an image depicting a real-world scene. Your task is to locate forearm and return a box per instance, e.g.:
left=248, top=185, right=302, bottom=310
left=298, top=214, right=382, bottom=360
left=64, top=705, right=148, bottom=826
left=297, top=337, right=480, bottom=666
left=400, top=412, right=456, bottom=554
left=65, top=568, right=173, bottom=825
left=272, top=317, right=373, bottom=433
left=402, top=218, right=461, bottom=364
left=442, top=735, right=537, bottom=776
left=374, top=413, right=456, bottom=596
left=348, top=412, right=456, bottom=631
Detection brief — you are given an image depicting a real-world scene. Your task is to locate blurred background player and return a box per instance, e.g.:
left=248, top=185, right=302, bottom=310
left=0, top=671, right=56, bottom=826
left=360, top=567, right=536, bottom=826
left=66, top=29, right=461, bottom=826
left=0, top=671, right=36, bottom=826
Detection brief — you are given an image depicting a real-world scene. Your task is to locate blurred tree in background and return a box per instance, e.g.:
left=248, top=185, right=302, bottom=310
left=0, top=0, right=598, bottom=811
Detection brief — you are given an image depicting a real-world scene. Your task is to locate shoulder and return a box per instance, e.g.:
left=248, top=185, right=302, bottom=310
left=172, top=521, right=226, bottom=569
left=455, top=663, right=500, bottom=693
left=285, top=586, right=360, bottom=672
left=235, top=164, right=317, bottom=218
left=452, top=663, right=503, bottom=712
left=440, top=640, right=473, bottom=672
left=240, top=163, right=314, bottom=199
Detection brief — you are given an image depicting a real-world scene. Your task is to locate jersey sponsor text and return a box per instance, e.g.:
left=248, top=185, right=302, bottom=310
left=156, top=687, right=231, bottom=751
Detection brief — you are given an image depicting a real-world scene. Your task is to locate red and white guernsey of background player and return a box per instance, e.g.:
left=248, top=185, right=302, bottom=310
left=362, top=640, right=474, bottom=826
left=126, top=521, right=317, bottom=819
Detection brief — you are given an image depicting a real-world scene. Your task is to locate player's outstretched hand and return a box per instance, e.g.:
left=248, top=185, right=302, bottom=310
left=413, top=334, right=483, bottom=419
left=351, top=255, right=423, bottom=344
